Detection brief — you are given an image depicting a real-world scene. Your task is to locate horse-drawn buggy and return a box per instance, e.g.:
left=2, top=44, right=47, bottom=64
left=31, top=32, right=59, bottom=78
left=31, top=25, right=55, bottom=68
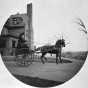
left=0, top=32, right=66, bottom=66
left=14, top=32, right=66, bottom=65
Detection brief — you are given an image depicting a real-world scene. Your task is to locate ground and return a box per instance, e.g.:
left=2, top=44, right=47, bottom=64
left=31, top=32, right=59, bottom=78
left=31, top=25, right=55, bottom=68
left=2, top=54, right=86, bottom=87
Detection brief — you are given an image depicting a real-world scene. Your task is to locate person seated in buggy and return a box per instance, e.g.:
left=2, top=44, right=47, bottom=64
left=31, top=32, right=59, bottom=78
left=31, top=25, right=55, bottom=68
left=16, top=32, right=29, bottom=56
left=15, top=33, right=34, bottom=66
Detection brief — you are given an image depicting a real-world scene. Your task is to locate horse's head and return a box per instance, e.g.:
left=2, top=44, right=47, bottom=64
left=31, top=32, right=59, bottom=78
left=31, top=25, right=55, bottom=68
left=55, top=39, right=65, bottom=48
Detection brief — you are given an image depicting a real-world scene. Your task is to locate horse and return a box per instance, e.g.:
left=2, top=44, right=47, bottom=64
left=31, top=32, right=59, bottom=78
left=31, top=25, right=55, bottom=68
left=35, top=39, right=65, bottom=64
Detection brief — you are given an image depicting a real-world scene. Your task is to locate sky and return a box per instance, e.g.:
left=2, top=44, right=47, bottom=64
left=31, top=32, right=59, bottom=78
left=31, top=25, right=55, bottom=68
left=32, top=0, right=88, bottom=51
left=0, top=0, right=88, bottom=52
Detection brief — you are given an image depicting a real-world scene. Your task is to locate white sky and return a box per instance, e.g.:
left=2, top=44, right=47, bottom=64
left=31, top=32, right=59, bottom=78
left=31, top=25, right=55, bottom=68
left=0, top=0, right=88, bottom=51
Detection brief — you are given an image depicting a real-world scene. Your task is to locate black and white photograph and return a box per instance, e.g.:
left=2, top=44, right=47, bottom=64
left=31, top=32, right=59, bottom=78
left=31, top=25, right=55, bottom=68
left=0, top=0, right=88, bottom=88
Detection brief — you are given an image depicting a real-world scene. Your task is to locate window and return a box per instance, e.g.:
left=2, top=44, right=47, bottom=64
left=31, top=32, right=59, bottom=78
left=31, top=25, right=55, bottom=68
left=12, top=40, right=16, bottom=48
left=12, top=17, right=23, bottom=25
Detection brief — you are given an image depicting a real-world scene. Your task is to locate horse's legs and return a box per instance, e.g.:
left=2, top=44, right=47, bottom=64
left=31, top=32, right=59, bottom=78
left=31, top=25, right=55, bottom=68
left=44, top=56, right=47, bottom=62
left=58, top=53, right=62, bottom=63
left=41, top=52, right=46, bottom=64
left=58, top=48, right=62, bottom=63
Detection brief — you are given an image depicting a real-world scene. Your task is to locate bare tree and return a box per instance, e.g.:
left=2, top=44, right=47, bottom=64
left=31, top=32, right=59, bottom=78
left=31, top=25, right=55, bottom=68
left=75, top=18, right=88, bottom=34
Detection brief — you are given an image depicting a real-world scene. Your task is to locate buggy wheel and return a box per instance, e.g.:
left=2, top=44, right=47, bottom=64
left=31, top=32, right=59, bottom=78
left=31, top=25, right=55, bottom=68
left=27, top=54, right=33, bottom=64
left=15, top=55, right=29, bottom=66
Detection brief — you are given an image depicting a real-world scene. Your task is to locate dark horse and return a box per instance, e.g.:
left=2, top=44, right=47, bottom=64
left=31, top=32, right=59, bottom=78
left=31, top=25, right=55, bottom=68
left=35, top=39, right=65, bottom=64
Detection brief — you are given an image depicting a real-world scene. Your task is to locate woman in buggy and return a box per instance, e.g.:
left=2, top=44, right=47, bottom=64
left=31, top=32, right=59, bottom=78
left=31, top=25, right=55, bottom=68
left=15, top=32, right=33, bottom=66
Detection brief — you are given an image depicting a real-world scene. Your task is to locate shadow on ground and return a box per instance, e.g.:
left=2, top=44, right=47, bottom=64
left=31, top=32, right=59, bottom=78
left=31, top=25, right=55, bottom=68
left=3, top=57, right=73, bottom=68
left=33, top=58, right=72, bottom=64
left=13, top=74, right=63, bottom=87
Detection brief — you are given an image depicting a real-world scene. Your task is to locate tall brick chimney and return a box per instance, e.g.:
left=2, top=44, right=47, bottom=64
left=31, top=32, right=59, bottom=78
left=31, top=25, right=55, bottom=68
left=26, top=3, right=33, bottom=50
left=27, top=3, right=32, bottom=17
